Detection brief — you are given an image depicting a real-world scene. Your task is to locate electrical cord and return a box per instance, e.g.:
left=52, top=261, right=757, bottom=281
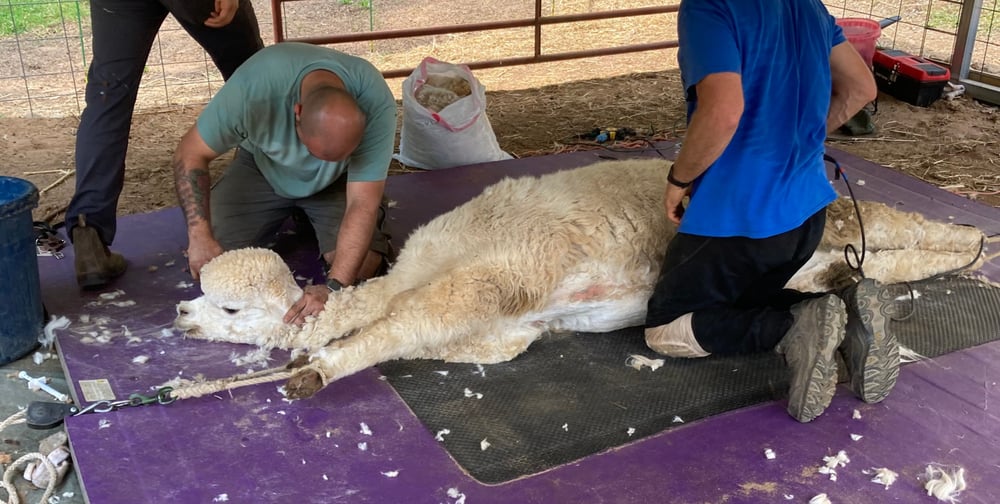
left=824, top=153, right=869, bottom=279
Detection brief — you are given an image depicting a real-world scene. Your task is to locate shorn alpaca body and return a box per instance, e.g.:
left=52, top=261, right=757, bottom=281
left=174, top=158, right=989, bottom=398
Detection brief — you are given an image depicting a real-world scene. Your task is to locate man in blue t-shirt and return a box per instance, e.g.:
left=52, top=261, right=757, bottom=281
left=644, top=1, right=896, bottom=422
left=172, top=42, right=397, bottom=326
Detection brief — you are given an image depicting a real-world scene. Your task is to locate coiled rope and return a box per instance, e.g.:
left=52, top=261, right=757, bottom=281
left=0, top=411, right=58, bottom=504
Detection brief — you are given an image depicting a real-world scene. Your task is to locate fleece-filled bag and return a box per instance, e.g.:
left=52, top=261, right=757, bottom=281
left=394, top=57, right=511, bottom=170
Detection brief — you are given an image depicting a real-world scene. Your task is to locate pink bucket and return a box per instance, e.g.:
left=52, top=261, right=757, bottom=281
left=836, top=18, right=881, bottom=67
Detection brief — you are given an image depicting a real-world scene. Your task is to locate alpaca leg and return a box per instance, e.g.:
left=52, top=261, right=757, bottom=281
left=284, top=276, right=397, bottom=350
left=823, top=200, right=984, bottom=252
left=285, top=264, right=548, bottom=398
left=788, top=245, right=988, bottom=293
left=417, top=324, right=544, bottom=364
left=786, top=250, right=856, bottom=293
left=860, top=249, right=983, bottom=284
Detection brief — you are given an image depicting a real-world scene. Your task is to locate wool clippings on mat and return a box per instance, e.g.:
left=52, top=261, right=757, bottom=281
left=869, top=467, right=898, bottom=489
left=924, top=464, right=967, bottom=503
left=626, top=354, right=664, bottom=371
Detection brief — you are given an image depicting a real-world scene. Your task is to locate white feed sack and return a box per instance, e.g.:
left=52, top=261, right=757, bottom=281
left=395, top=57, right=512, bottom=170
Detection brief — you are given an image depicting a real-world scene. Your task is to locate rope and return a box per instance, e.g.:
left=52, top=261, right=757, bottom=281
left=168, top=366, right=297, bottom=400
left=0, top=411, right=58, bottom=504
left=0, top=410, right=26, bottom=433
left=3, top=362, right=328, bottom=502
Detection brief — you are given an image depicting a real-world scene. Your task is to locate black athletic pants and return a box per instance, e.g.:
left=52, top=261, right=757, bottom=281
left=66, top=0, right=263, bottom=245
left=645, top=208, right=828, bottom=354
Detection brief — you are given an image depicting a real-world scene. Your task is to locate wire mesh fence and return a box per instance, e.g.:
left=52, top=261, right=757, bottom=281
left=969, top=0, right=1000, bottom=82
left=1, top=0, right=997, bottom=119
left=824, top=0, right=999, bottom=75
left=0, top=0, right=277, bottom=117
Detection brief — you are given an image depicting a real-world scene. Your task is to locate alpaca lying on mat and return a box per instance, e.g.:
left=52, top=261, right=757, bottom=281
left=173, top=158, right=991, bottom=399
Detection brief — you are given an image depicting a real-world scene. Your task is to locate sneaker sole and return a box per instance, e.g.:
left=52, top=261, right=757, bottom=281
left=789, top=295, right=847, bottom=423
left=850, top=280, right=899, bottom=404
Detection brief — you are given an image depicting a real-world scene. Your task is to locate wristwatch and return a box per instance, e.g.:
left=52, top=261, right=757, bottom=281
left=326, top=278, right=345, bottom=292
left=667, top=169, right=693, bottom=189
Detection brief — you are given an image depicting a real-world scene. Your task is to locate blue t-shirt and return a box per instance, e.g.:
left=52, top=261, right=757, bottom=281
left=676, top=0, right=846, bottom=238
left=197, top=42, right=397, bottom=199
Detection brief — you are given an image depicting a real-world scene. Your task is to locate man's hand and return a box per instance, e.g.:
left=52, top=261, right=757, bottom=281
left=186, top=237, right=224, bottom=280
left=664, top=184, right=689, bottom=225
left=205, top=0, right=239, bottom=28
left=284, top=285, right=330, bottom=325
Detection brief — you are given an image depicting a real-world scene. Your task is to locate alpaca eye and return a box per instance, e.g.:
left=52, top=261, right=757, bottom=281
left=223, top=308, right=240, bottom=315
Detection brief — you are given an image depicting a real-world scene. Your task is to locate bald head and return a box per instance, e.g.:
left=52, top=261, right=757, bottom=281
left=297, top=86, right=366, bottom=162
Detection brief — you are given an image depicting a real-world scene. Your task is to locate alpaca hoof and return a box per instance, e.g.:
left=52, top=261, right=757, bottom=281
left=286, top=353, right=311, bottom=370
left=285, top=369, right=324, bottom=399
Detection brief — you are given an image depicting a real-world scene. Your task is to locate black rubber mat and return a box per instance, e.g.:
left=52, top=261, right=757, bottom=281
left=377, top=275, right=1000, bottom=484
left=888, top=275, right=1000, bottom=357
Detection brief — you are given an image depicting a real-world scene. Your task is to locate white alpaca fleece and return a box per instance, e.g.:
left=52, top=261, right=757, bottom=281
left=174, top=248, right=304, bottom=348
left=173, top=158, right=987, bottom=392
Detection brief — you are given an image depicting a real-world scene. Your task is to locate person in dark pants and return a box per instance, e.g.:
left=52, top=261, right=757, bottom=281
left=643, top=0, right=898, bottom=423
left=67, top=0, right=263, bottom=289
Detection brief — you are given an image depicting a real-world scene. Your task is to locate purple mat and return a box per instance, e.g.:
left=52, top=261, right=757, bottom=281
left=43, top=146, right=1000, bottom=503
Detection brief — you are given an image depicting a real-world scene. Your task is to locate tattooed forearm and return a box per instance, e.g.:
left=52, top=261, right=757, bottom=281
left=173, top=157, right=212, bottom=230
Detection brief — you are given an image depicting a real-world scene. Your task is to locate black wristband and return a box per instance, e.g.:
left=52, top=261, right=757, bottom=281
left=667, top=169, right=693, bottom=189
left=326, top=278, right=345, bottom=292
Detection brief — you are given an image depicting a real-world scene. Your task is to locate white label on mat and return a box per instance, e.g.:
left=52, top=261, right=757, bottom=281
left=79, top=379, right=116, bottom=402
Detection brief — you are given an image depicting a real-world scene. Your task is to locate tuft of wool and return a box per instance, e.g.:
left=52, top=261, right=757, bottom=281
left=626, top=354, right=665, bottom=371
left=39, top=315, right=71, bottom=350
left=924, top=464, right=967, bottom=503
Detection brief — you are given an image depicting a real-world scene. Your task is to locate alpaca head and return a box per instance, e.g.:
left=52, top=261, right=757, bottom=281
left=174, top=248, right=304, bottom=347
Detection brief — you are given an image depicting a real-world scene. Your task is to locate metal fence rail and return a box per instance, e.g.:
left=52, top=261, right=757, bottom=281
left=272, top=0, right=679, bottom=79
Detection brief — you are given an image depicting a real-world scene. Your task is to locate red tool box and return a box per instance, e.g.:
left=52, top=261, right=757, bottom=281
left=872, top=49, right=951, bottom=107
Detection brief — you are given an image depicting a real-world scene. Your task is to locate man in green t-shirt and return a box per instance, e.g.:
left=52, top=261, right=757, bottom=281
left=172, top=42, right=397, bottom=325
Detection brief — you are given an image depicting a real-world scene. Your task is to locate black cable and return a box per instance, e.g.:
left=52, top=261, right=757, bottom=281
left=824, top=154, right=998, bottom=323
left=824, top=153, right=867, bottom=278
left=893, top=234, right=988, bottom=323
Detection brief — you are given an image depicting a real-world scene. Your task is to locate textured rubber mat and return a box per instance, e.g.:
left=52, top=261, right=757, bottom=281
left=887, top=275, right=1000, bottom=357
left=377, top=275, right=1000, bottom=484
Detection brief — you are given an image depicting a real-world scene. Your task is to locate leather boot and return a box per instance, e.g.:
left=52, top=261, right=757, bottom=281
left=72, top=215, right=127, bottom=289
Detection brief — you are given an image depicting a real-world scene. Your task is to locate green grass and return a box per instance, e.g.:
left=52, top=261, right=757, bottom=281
left=927, top=2, right=999, bottom=40
left=339, top=0, right=372, bottom=9
left=0, top=0, right=87, bottom=37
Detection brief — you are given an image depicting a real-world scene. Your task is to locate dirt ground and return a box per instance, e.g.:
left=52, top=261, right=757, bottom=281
left=1, top=0, right=999, bottom=227
left=2, top=68, right=999, bottom=230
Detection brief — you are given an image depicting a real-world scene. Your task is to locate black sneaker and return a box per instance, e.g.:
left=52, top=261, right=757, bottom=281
left=839, top=278, right=899, bottom=404
left=778, top=294, right=847, bottom=423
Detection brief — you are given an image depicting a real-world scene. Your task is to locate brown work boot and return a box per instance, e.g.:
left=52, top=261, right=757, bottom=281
left=777, top=294, right=847, bottom=423
left=72, top=215, right=126, bottom=289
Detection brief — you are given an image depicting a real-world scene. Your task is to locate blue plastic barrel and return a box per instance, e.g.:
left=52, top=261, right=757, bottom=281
left=0, top=176, right=43, bottom=365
